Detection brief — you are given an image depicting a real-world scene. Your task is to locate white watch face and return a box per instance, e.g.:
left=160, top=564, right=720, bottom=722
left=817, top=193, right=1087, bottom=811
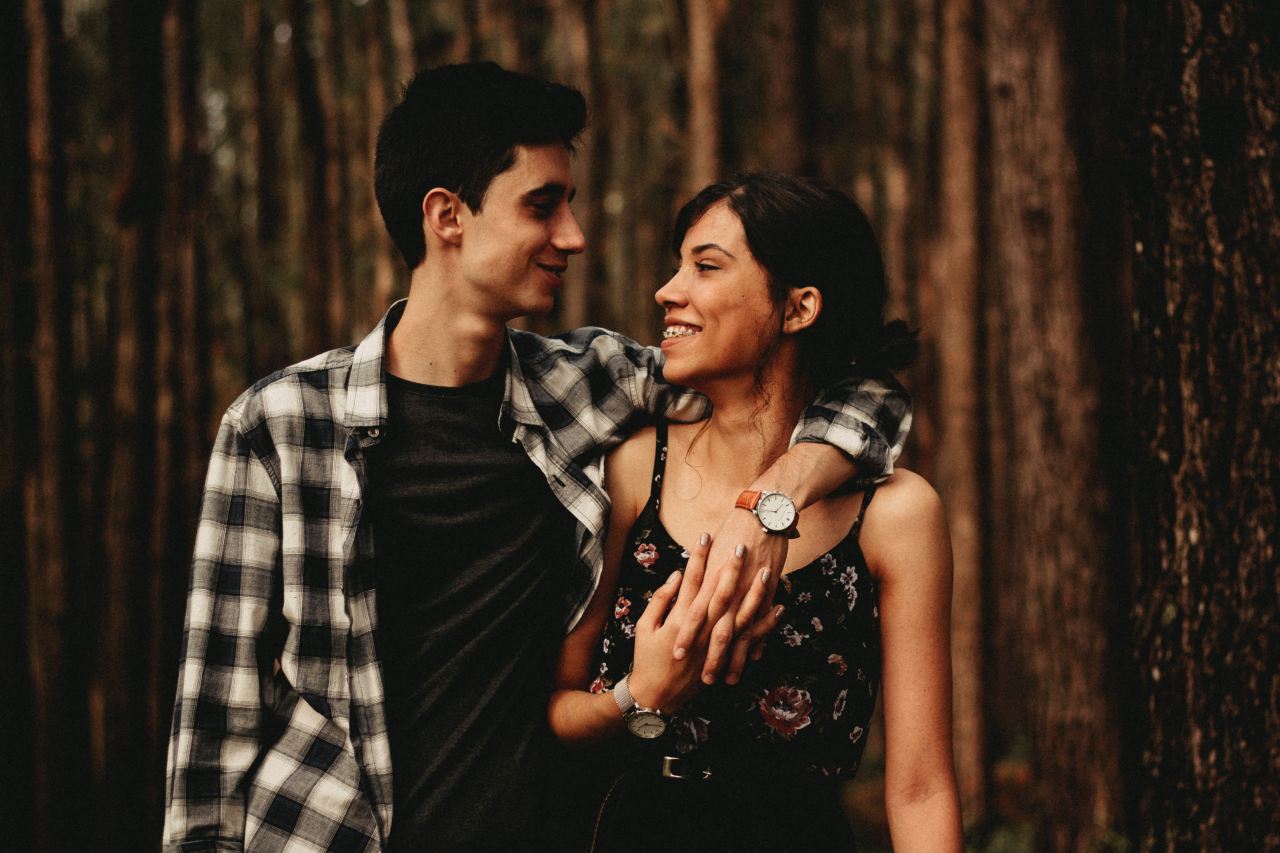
left=757, top=492, right=796, bottom=531
left=626, top=710, right=667, bottom=739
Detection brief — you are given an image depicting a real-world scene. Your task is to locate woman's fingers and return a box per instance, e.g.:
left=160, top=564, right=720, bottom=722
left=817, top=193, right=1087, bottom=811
left=638, top=570, right=682, bottom=632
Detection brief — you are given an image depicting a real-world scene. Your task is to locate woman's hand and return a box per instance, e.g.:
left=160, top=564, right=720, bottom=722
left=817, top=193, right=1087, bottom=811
left=629, top=534, right=783, bottom=713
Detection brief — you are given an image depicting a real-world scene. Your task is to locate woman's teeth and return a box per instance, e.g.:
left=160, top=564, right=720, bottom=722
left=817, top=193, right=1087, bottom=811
left=663, top=325, right=700, bottom=339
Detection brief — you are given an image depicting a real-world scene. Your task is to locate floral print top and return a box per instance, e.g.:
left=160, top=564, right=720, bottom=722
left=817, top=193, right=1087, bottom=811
left=590, top=422, right=881, bottom=779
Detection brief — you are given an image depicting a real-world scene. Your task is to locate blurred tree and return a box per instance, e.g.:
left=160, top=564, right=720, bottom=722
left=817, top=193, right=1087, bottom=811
left=1127, top=1, right=1280, bottom=848
left=982, top=0, right=1125, bottom=848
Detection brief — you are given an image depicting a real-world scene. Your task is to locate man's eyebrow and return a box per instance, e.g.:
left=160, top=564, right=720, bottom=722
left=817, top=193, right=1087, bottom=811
left=523, top=182, right=576, bottom=202
left=690, top=242, right=735, bottom=258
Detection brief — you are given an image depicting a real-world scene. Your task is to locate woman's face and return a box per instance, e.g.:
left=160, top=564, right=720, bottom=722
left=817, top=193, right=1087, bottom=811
left=655, top=201, right=780, bottom=389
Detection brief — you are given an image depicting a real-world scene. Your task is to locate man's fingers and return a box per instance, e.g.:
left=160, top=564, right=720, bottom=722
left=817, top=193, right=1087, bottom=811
left=672, top=534, right=712, bottom=659
left=639, top=570, right=682, bottom=632
left=733, top=567, right=772, bottom=634
left=705, top=543, right=747, bottom=628
left=725, top=634, right=753, bottom=685
left=701, top=611, right=737, bottom=683
left=675, top=533, right=711, bottom=610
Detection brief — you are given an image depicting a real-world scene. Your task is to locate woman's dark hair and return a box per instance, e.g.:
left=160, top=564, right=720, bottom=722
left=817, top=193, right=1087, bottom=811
left=671, top=173, right=916, bottom=389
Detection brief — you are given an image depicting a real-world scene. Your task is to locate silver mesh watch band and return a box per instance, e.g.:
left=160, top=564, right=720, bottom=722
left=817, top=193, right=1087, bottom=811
left=613, top=673, right=636, bottom=713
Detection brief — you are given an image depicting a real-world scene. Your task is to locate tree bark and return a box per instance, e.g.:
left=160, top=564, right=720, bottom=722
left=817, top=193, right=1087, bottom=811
left=548, top=0, right=598, bottom=330
left=24, top=0, right=90, bottom=849
left=388, top=0, right=416, bottom=83
left=933, top=0, right=986, bottom=826
left=290, top=0, right=349, bottom=351
left=1126, top=2, right=1280, bottom=849
left=0, top=0, right=37, bottom=847
left=99, top=0, right=165, bottom=847
left=982, top=1, right=1124, bottom=848
left=684, top=0, right=726, bottom=192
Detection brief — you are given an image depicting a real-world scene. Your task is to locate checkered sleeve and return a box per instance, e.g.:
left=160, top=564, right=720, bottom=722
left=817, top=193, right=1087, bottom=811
left=792, top=370, right=914, bottom=487
left=163, top=411, right=282, bottom=851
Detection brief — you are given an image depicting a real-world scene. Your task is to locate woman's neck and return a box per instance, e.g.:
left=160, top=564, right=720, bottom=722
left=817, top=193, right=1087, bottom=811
left=691, top=363, right=812, bottom=484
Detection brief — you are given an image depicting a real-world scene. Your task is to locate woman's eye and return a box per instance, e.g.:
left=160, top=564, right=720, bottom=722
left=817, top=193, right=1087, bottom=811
left=696, top=262, right=719, bottom=272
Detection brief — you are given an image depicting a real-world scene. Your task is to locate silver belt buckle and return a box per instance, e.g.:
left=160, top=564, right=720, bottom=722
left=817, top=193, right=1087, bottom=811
left=662, top=755, right=712, bottom=781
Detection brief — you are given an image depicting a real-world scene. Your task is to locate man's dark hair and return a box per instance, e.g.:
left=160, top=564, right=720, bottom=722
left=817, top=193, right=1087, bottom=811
left=374, top=62, right=588, bottom=268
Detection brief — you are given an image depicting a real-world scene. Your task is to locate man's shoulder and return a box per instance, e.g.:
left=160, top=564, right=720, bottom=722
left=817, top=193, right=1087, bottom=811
left=223, top=345, right=359, bottom=434
left=509, top=325, right=656, bottom=373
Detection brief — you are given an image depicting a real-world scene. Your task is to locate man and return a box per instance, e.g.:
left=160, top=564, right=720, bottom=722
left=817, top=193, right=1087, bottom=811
left=163, top=62, right=911, bottom=852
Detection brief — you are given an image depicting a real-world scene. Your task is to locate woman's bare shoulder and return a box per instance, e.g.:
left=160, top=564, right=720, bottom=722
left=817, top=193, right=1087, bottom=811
left=605, top=425, right=659, bottom=517
left=860, top=468, right=949, bottom=577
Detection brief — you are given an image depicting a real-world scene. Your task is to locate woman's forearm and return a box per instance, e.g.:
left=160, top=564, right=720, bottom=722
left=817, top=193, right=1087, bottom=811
left=885, top=787, right=963, bottom=852
left=548, top=687, right=625, bottom=746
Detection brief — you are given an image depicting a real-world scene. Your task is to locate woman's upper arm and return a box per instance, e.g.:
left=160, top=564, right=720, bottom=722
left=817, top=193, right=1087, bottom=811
left=861, top=471, right=958, bottom=801
left=553, top=427, right=656, bottom=691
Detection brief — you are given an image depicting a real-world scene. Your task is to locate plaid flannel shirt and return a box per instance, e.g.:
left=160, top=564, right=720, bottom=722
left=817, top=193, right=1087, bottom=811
left=163, top=300, right=912, bottom=852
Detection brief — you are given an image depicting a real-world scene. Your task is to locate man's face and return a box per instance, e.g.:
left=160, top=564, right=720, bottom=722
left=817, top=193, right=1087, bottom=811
left=456, top=143, right=586, bottom=320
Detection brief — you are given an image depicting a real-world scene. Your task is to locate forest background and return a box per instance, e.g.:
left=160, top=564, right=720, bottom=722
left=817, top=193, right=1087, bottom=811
left=3, top=1, right=1277, bottom=851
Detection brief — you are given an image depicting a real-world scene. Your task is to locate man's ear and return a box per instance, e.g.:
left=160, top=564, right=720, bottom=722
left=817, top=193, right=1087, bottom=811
left=422, top=188, right=464, bottom=248
left=782, top=286, right=822, bottom=334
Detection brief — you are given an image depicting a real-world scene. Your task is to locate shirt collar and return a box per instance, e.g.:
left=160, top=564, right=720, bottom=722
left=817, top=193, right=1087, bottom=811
left=342, top=299, right=404, bottom=429
left=344, top=298, right=542, bottom=432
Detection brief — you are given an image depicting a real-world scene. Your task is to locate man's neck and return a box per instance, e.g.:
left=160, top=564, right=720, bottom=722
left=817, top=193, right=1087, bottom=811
left=385, top=268, right=508, bottom=386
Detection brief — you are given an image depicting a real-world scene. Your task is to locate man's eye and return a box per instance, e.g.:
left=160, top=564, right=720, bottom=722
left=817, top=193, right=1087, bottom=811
left=531, top=202, right=557, bottom=217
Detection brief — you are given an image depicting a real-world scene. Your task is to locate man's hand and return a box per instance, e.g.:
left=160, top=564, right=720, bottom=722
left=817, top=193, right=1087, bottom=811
left=672, top=508, right=788, bottom=684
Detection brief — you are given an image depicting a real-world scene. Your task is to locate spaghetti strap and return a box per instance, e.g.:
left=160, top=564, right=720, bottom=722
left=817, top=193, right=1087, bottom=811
left=647, top=420, right=671, bottom=511
left=850, top=483, right=878, bottom=539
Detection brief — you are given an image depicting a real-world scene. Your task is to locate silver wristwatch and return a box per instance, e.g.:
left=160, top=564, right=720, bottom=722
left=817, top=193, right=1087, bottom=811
left=613, top=674, right=668, bottom=739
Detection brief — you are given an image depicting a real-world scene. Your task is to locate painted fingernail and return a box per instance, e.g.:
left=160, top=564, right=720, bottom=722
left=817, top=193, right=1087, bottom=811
left=760, top=568, right=771, bottom=584
left=673, top=647, right=686, bottom=660
left=667, top=570, right=681, bottom=585
left=702, top=673, right=716, bottom=685
left=699, top=532, right=710, bottom=546
left=774, top=605, right=786, bottom=619
left=734, top=543, right=746, bottom=558
left=725, top=673, right=739, bottom=685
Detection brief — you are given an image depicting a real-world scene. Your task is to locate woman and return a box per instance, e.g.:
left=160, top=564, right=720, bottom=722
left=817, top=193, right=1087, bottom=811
left=548, top=174, right=962, bottom=851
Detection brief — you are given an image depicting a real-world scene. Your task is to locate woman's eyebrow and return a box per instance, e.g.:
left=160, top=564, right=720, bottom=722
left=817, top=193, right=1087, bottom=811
left=690, top=242, right=735, bottom=258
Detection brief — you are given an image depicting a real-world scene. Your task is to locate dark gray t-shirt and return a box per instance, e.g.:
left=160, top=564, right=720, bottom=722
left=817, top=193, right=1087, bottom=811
left=366, top=370, right=576, bottom=852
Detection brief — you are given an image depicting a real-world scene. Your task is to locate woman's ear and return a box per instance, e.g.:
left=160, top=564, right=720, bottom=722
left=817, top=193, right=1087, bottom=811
left=782, top=286, right=822, bottom=334
left=422, top=188, right=464, bottom=248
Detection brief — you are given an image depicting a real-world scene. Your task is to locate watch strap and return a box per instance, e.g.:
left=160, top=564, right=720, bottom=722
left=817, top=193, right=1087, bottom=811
left=613, top=674, right=636, bottom=715
left=735, top=489, right=763, bottom=512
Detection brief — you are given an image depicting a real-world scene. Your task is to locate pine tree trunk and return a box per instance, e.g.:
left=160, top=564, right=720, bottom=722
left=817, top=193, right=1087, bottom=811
left=0, top=0, right=37, bottom=846
left=1126, top=2, right=1280, bottom=848
left=684, top=0, right=725, bottom=192
left=548, top=0, right=597, bottom=330
left=982, top=1, right=1124, bottom=848
left=24, top=0, right=89, bottom=849
left=99, top=1, right=165, bottom=847
left=290, top=0, right=349, bottom=351
left=934, top=0, right=986, bottom=826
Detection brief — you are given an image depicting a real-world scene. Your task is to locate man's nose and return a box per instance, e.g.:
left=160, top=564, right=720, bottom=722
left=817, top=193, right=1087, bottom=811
left=555, top=208, right=586, bottom=254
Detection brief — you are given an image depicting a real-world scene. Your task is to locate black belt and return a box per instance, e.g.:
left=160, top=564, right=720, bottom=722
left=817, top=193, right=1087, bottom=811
left=642, top=752, right=824, bottom=785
